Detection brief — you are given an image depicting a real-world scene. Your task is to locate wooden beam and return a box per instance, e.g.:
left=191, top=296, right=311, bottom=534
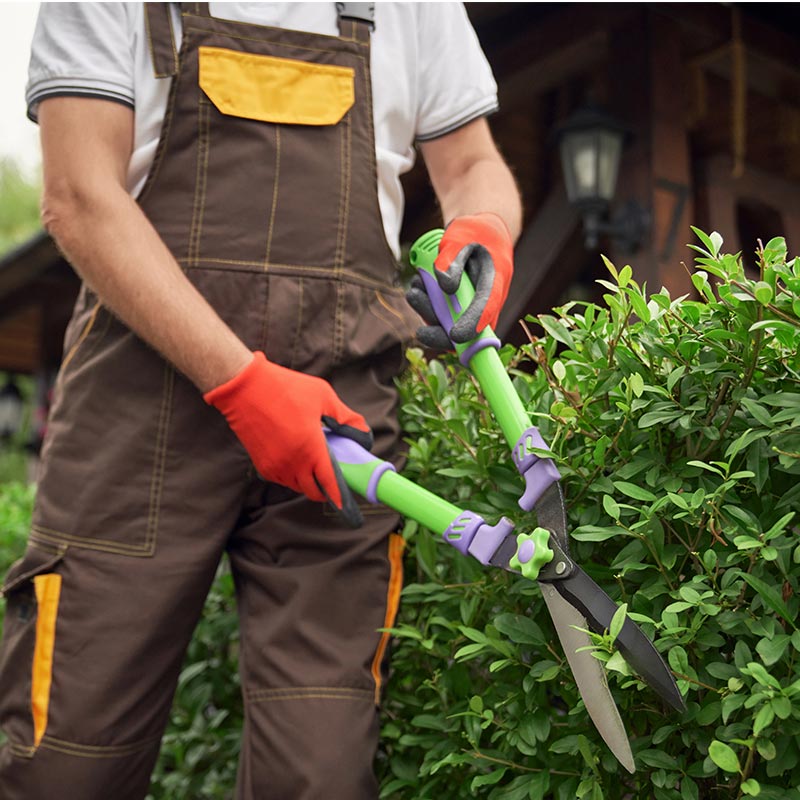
left=497, top=182, right=580, bottom=338
left=697, top=153, right=800, bottom=257
left=498, top=31, right=607, bottom=109
left=0, top=305, right=41, bottom=374
left=606, top=9, right=694, bottom=296
left=0, top=233, right=61, bottom=302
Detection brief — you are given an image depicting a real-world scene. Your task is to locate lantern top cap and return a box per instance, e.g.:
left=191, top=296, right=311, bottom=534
left=555, top=104, right=629, bottom=141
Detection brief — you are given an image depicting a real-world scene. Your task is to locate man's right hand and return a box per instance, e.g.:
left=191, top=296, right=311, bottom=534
left=204, top=352, right=372, bottom=522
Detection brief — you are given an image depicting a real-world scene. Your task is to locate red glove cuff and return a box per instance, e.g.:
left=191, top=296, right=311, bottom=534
left=434, top=213, right=514, bottom=333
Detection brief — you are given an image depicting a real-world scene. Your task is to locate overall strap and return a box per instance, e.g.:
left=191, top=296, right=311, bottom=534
left=144, top=3, right=180, bottom=78
left=336, top=2, right=374, bottom=43
left=181, top=2, right=211, bottom=17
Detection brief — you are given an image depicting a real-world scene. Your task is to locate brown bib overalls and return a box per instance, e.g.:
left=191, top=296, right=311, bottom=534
left=0, top=4, right=418, bottom=798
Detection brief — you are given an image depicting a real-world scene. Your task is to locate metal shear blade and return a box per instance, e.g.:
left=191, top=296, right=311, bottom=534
left=489, top=483, right=685, bottom=769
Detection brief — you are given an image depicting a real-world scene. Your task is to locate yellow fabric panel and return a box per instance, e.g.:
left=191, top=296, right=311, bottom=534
left=198, top=47, right=355, bottom=126
left=32, top=573, right=61, bottom=748
left=371, top=534, right=405, bottom=704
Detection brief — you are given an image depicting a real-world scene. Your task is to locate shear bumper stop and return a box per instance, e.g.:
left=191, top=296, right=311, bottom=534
left=513, top=427, right=561, bottom=511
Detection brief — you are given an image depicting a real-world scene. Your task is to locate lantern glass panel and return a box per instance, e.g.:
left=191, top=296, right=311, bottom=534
left=597, top=130, right=623, bottom=201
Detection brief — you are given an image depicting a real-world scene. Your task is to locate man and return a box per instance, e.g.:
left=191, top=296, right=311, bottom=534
left=0, top=3, right=522, bottom=798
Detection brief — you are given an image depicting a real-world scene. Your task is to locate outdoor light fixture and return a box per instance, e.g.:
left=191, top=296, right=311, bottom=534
left=555, top=105, right=650, bottom=252
left=0, top=378, right=24, bottom=440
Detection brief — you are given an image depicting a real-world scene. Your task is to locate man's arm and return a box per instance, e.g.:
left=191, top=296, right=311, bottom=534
left=419, top=117, right=522, bottom=243
left=39, top=97, right=252, bottom=392
left=39, top=96, right=368, bottom=515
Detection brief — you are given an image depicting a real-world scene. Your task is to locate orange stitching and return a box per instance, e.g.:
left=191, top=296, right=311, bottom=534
left=187, top=97, right=210, bottom=265
left=288, top=276, right=304, bottom=370
left=146, top=363, right=174, bottom=552
left=165, top=5, right=179, bottom=73
left=135, top=56, right=179, bottom=204
left=177, top=258, right=399, bottom=290
left=60, top=302, right=101, bottom=372
left=195, top=99, right=212, bottom=262
left=30, top=528, right=152, bottom=558
left=247, top=686, right=372, bottom=702
left=370, top=292, right=409, bottom=344
left=182, top=26, right=360, bottom=53
left=38, top=732, right=161, bottom=759
left=263, top=126, right=281, bottom=267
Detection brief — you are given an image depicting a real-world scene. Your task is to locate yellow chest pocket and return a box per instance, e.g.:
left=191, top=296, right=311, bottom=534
left=198, top=46, right=355, bottom=126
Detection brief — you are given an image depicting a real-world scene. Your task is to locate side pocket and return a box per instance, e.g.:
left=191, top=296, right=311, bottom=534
left=0, top=545, right=65, bottom=754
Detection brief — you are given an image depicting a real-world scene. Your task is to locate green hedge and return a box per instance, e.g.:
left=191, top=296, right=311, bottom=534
left=380, top=231, right=800, bottom=799
left=1, top=231, right=799, bottom=799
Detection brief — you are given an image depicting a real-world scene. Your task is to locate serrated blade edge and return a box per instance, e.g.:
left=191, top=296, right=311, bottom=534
left=541, top=583, right=636, bottom=774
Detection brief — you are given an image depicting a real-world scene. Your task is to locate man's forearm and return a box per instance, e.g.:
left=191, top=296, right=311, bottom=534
left=39, top=97, right=251, bottom=394
left=434, top=154, right=523, bottom=243
left=419, top=117, right=523, bottom=244
left=44, top=182, right=252, bottom=393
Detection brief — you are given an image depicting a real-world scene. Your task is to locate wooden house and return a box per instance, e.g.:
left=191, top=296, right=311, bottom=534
left=1, top=2, right=798, bottom=424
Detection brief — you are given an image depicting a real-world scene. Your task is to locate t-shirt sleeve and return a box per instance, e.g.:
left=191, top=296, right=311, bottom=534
left=26, top=2, right=135, bottom=123
left=414, top=3, right=499, bottom=142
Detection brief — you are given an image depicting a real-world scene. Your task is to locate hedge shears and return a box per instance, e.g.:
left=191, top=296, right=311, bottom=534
left=326, top=230, right=685, bottom=772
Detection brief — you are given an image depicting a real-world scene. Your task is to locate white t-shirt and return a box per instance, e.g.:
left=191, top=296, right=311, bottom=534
left=26, top=2, right=498, bottom=258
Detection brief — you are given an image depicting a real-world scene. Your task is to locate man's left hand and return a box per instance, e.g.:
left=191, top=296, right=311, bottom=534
left=407, top=212, right=513, bottom=348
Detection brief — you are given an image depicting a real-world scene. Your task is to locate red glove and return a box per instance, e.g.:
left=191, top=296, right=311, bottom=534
left=204, top=352, right=371, bottom=513
left=433, top=212, right=514, bottom=342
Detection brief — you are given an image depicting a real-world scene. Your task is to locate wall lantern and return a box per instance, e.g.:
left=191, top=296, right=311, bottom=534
left=0, top=378, right=24, bottom=440
left=555, top=105, right=650, bottom=252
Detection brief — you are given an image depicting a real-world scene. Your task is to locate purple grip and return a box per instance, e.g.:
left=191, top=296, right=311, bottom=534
left=325, top=432, right=395, bottom=504
left=366, top=462, right=396, bottom=504
left=468, top=517, right=515, bottom=565
left=442, top=511, right=486, bottom=556
left=326, top=433, right=375, bottom=466
left=458, top=335, right=502, bottom=367
left=513, top=427, right=561, bottom=511
left=443, top=512, right=515, bottom=565
left=419, top=270, right=501, bottom=363
left=420, top=270, right=459, bottom=332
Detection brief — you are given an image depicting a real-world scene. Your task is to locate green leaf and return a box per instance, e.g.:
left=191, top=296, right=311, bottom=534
left=494, top=613, right=546, bottom=645
left=603, top=494, right=620, bottom=520
left=741, top=399, right=774, bottom=428
left=469, top=695, right=484, bottom=714
left=681, top=778, right=699, bottom=800
left=754, top=282, right=774, bottom=305
left=756, top=739, right=776, bottom=761
left=612, top=480, right=657, bottom=502
left=538, top=315, right=576, bottom=349
left=687, top=459, right=725, bottom=476
left=629, top=373, right=645, bottom=397
left=571, top=525, right=626, bottom=542
left=708, top=740, right=740, bottom=773
left=741, top=573, right=799, bottom=631
left=753, top=703, right=775, bottom=735
left=771, top=696, right=792, bottom=720
left=471, top=768, right=506, bottom=790
left=527, top=771, right=550, bottom=799
left=756, top=635, right=790, bottom=666
left=741, top=778, right=761, bottom=796
left=639, top=410, right=683, bottom=428
left=609, top=603, right=627, bottom=642
left=763, top=512, right=795, bottom=539
left=637, top=749, right=678, bottom=770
